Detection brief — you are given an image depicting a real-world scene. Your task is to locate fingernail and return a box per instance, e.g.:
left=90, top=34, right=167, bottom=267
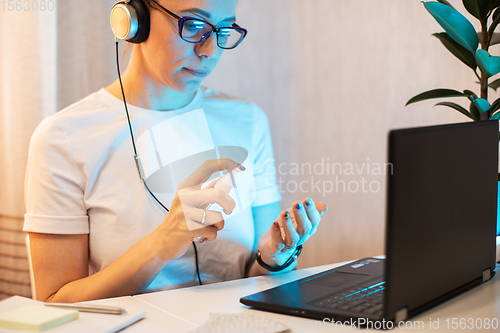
left=273, top=222, right=279, bottom=230
left=325, top=204, right=328, bottom=212
left=295, top=202, right=302, bottom=210
left=284, top=211, right=290, bottom=219
left=238, top=164, right=246, bottom=171
left=306, top=199, right=313, bottom=207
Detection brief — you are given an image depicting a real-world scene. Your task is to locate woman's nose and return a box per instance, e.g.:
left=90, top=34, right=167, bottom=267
left=195, top=33, right=221, bottom=59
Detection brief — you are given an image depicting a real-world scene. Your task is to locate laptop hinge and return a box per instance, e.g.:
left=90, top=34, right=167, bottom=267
left=483, top=269, right=491, bottom=282
left=395, top=307, right=408, bottom=323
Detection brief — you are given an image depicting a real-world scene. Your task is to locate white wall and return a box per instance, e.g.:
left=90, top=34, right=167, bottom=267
left=290, top=0, right=483, bottom=267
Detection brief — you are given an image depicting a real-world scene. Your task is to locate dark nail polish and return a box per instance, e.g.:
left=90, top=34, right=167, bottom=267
left=273, top=222, right=279, bottom=229
left=306, top=199, right=313, bottom=207
left=284, top=211, right=290, bottom=219
left=238, top=164, right=246, bottom=171
left=295, top=202, right=302, bottom=210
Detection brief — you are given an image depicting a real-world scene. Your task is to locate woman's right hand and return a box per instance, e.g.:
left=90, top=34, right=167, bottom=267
left=150, top=158, right=241, bottom=261
left=29, top=159, right=241, bottom=303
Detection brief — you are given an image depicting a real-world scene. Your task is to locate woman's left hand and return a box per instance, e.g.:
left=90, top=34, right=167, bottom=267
left=257, top=198, right=327, bottom=267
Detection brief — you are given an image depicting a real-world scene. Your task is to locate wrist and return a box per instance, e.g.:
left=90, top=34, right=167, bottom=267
left=144, top=229, right=173, bottom=263
left=256, top=245, right=302, bottom=272
left=253, top=258, right=297, bottom=275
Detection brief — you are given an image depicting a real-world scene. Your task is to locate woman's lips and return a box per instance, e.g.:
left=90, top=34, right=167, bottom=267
left=184, top=68, right=209, bottom=77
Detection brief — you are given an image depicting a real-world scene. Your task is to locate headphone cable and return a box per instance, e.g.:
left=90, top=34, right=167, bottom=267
left=114, top=38, right=202, bottom=286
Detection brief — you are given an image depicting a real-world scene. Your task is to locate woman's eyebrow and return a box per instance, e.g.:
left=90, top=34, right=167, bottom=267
left=181, top=8, right=236, bottom=22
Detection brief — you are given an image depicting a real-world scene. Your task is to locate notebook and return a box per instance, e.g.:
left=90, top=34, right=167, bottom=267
left=0, top=305, right=78, bottom=331
left=240, top=121, right=499, bottom=326
left=0, top=296, right=146, bottom=333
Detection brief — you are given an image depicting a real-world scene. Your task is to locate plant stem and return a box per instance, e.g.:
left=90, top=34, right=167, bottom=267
left=480, top=19, right=489, bottom=109
left=481, top=73, right=488, bottom=100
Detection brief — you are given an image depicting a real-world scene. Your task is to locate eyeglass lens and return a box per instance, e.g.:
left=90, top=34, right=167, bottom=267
left=181, top=19, right=244, bottom=49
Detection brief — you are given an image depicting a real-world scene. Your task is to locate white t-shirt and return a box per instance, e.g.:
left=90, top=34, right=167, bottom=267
left=23, top=87, right=282, bottom=291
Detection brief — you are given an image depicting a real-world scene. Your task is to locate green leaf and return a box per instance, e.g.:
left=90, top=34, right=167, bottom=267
left=406, top=88, right=466, bottom=106
left=433, top=33, right=477, bottom=69
left=473, top=97, right=491, bottom=112
left=489, top=33, right=500, bottom=45
left=494, top=5, right=500, bottom=20
left=437, top=0, right=455, bottom=8
left=463, top=0, right=492, bottom=20
left=489, top=78, right=500, bottom=91
left=437, top=0, right=456, bottom=8
left=463, top=89, right=479, bottom=99
left=423, top=2, right=479, bottom=52
left=488, top=97, right=500, bottom=117
left=470, top=100, right=482, bottom=120
left=476, top=49, right=500, bottom=77
left=434, top=101, right=474, bottom=119
left=488, top=8, right=500, bottom=36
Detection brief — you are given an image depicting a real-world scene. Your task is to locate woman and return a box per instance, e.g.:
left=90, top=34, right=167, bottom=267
left=24, top=0, right=327, bottom=303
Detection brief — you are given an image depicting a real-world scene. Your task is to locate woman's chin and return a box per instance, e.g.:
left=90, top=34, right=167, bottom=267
left=175, top=81, right=203, bottom=94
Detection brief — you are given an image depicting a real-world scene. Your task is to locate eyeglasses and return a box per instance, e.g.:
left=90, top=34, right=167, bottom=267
left=147, top=0, right=248, bottom=50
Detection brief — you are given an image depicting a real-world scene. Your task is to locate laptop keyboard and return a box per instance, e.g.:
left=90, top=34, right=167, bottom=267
left=312, top=280, right=385, bottom=316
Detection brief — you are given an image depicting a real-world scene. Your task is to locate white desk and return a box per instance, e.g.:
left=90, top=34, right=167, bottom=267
left=88, top=261, right=500, bottom=332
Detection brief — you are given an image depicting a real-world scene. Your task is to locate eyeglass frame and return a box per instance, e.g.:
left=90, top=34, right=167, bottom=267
left=146, top=0, right=248, bottom=50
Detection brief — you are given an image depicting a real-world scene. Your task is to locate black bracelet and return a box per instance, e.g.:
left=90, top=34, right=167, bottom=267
left=256, top=245, right=303, bottom=272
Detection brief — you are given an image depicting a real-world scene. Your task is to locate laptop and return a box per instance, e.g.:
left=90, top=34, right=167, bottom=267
left=497, top=174, right=500, bottom=262
left=240, top=121, right=499, bottom=327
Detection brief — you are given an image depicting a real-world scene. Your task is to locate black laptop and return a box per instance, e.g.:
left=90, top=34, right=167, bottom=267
left=240, top=121, right=499, bottom=327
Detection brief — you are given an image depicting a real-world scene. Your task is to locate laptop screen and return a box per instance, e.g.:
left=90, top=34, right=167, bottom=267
left=497, top=179, right=500, bottom=236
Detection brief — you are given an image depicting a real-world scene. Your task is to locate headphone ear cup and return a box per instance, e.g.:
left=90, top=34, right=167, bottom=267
left=110, top=0, right=150, bottom=43
left=127, top=0, right=150, bottom=44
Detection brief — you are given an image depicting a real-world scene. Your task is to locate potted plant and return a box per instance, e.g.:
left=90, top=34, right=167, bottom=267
left=406, top=0, right=500, bottom=247
left=406, top=0, right=500, bottom=121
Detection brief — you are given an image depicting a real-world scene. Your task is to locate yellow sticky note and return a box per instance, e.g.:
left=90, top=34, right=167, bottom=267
left=0, top=304, right=78, bottom=331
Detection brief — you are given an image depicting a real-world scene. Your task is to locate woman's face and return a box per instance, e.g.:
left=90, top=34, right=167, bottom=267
left=139, top=0, right=239, bottom=94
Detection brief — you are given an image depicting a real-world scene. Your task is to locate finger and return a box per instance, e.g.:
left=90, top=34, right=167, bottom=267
left=198, top=209, right=225, bottom=229
left=184, top=208, right=225, bottom=230
left=211, top=219, right=225, bottom=231
left=303, top=198, right=324, bottom=233
left=270, top=221, right=285, bottom=251
left=316, top=202, right=328, bottom=216
left=292, top=201, right=312, bottom=239
left=279, top=211, right=300, bottom=250
left=193, top=187, right=236, bottom=214
left=205, top=178, right=218, bottom=188
left=180, top=159, right=244, bottom=189
left=198, top=178, right=217, bottom=210
left=192, top=225, right=218, bottom=242
left=197, top=208, right=225, bottom=231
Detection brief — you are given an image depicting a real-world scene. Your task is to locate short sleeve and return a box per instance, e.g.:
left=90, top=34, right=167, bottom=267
left=23, top=117, right=89, bottom=234
left=250, top=105, right=282, bottom=207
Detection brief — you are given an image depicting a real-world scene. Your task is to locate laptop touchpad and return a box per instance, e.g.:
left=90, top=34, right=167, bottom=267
left=303, top=271, right=368, bottom=287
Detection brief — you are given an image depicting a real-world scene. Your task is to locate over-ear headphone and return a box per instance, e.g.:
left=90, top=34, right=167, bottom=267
left=110, top=0, right=150, bottom=43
